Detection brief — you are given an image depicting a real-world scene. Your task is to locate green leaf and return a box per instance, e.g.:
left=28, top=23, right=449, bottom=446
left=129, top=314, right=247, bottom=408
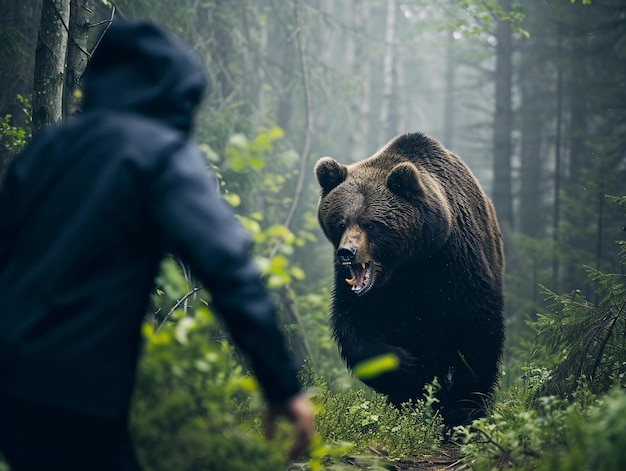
left=228, top=133, right=248, bottom=148
left=291, top=266, right=306, bottom=280
left=353, top=354, right=400, bottom=380
left=223, top=192, right=241, bottom=208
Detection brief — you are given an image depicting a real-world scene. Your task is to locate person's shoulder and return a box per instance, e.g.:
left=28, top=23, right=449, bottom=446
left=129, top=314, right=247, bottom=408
left=84, top=111, right=187, bottom=158
left=84, top=110, right=181, bottom=141
left=61, top=111, right=191, bottom=174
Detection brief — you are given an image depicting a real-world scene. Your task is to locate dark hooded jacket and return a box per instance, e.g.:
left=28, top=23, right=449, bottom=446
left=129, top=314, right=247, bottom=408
left=0, top=20, right=300, bottom=418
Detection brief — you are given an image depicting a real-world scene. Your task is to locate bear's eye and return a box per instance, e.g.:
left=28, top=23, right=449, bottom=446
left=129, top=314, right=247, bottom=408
left=329, top=220, right=347, bottom=242
left=364, top=222, right=380, bottom=233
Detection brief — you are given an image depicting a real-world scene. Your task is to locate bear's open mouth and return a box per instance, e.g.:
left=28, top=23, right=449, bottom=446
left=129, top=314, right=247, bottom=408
left=344, top=262, right=374, bottom=296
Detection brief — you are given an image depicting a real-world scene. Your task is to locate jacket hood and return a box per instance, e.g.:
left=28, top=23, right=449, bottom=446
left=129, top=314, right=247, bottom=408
left=83, top=19, right=207, bottom=132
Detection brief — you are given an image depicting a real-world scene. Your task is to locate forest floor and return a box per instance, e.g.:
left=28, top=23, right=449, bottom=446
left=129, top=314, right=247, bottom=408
left=340, top=444, right=463, bottom=470
left=393, top=445, right=462, bottom=470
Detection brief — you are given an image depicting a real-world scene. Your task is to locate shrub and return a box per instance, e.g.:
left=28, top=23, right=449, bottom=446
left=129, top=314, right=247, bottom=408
left=130, top=307, right=293, bottom=471
left=312, top=377, right=443, bottom=462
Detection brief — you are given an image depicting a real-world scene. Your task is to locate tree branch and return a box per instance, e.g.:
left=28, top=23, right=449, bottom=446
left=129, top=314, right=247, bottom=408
left=155, top=287, right=203, bottom=333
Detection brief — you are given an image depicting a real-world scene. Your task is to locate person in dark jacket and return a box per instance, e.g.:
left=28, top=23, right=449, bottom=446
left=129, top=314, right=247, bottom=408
left=0, top=19, right=313, bottom=470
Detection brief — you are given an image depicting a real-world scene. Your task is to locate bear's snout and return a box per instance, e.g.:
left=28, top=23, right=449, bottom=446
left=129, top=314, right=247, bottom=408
left=337, top=246, right=357, bottom=264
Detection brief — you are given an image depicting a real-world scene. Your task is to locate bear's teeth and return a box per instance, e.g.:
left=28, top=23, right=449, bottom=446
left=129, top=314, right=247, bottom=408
left=345, top=277, right=356, bottom=286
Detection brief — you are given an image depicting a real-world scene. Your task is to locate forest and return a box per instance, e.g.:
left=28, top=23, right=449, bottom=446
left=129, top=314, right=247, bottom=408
left=1, top=0, right=625, bottom=469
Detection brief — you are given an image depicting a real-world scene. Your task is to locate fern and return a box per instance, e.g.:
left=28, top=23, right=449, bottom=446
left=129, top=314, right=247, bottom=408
left=531, top=195, right=626, bottom=398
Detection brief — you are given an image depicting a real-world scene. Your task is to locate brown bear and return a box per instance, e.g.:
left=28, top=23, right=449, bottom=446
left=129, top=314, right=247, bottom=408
left=314, top=132, right=505, bottom=427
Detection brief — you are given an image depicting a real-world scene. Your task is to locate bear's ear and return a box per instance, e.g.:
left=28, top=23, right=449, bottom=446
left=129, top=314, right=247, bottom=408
left=315, top=157, right=348, bottom=194
left=386, top=162, right=424, bottom=201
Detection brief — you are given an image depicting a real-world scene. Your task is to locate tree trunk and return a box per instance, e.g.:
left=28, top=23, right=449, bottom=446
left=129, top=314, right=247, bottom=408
left=64, top=0, right=94, bottom=118
left=393, top=53, right=405, bottom=136
left=518, top=85, right=543, bottom=237
left=378, top=0, right=396, bottom=145
left=32, top=0, right=70, bottom=132
left=0, top=0, right=42, bottom=120
left=349, top=0, right=372, bottom=162
left=552, top=24, right=563, bottom=290
left=518, top=38, right=544, bottom=237
left=492, top=0, right=514, bottom=231
left=255, top=8, right=268, bottom=123
left=275, top=25, right=295, bottom=135
left=566, top=10, right=591, bottom=187
left=0, top=0, right=42, bottom=182
left=443, top=30, right=456, bottom=150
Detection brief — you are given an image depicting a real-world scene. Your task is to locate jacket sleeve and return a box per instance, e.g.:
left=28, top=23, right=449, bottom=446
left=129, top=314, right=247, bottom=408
left=148, top=140, right=301, bottom=404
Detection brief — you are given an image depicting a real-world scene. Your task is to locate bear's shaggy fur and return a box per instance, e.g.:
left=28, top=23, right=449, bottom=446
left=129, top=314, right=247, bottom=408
left=314, top=132, right=505, bottom=426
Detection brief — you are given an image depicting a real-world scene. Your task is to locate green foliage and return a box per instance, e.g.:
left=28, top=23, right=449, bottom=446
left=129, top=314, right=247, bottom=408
left=208, top=127, right=306, bottom=255
left=451, top=1, right=528, bottom=38
left=131, top=308, right=377, bottom=471
left=455, top=381, right=594, bottom=470
left=0, top=24, right=25, bottom=63
left=528, top=196, right=626, bottom=398
left=313, top=378, right=443, bottom=462
left=131, top=307, right=294, bottom=471
left=352, top=354, right=400, bottom=381
left=502, top=232, right=556, bottom=384
left=295, top=291, right=351, bottom=391
left=219, top=128, right=301, bottom=220
left=457, top=383, right=626, bottom=470
left=0, top=95, right=30, bottom=157
left=455, top=388, right=570, bottom=470
left=224, top=127, right=285, bottom=172
left=456, top=195, right=626, bottom=470
left=539, top=387, right=626, bottom=471
left=608, top=195, right=626, bottom=263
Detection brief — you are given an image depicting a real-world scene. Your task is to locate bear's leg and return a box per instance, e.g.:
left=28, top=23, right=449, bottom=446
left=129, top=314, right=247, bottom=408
left=339, top=335, right=436, bottom=406
left=439, top=348, right=500, bottom=427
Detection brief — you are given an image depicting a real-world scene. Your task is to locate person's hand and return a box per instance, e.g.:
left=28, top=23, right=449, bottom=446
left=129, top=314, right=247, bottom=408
left=263, top=393, right=314, bottom=461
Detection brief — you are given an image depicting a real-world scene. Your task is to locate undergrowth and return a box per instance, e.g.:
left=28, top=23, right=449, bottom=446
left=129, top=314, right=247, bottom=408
left=455, top=195, right=626, bottom=470
left=310, top=372, right=444, bottom=464
left=455, top=382, right=626, bottom=470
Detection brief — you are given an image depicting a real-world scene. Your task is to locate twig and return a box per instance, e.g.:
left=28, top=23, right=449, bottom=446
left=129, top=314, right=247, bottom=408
left=89, top=6, right=115, bottom=53
left=590, top=300, right=626, bottom=380
left=155, top=287, right=203, bottom=333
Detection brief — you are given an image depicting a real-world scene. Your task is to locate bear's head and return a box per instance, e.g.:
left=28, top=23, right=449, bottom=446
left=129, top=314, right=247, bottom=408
left=315, top=156, right=453, bottom=296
